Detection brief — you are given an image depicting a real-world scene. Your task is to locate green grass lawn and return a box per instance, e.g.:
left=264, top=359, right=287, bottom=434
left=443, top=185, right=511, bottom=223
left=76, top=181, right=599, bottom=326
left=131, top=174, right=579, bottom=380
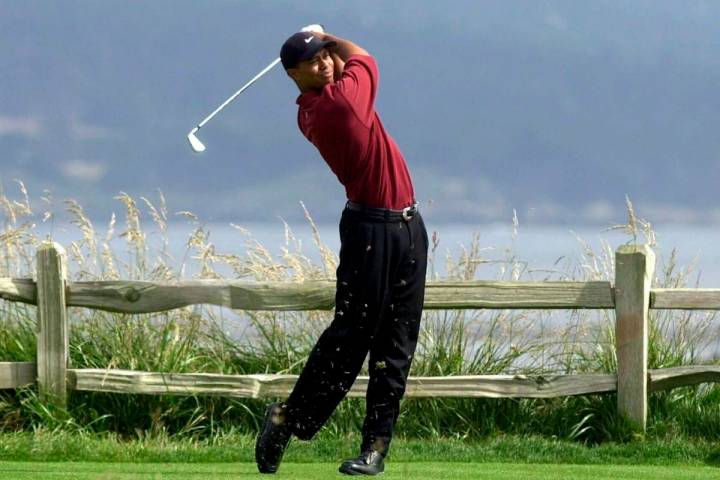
left=1, top=432, right=719, bottom=479
left=2, top=431, right=720, bottom=466
left=0, top=462, right=717, bottom=479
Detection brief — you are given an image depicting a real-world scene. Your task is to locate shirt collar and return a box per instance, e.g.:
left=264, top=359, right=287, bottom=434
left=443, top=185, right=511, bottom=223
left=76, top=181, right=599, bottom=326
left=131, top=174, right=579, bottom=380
left=296, top=89, right=320, bottom=107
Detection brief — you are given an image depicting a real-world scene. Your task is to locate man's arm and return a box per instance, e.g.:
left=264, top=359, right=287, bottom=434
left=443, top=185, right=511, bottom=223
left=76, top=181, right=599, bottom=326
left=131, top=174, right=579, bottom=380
left=316, top=31, right=377, bottom=121
left=331, top=52, right=346, bottom=82
left=317, top=32, right=369, bottom=61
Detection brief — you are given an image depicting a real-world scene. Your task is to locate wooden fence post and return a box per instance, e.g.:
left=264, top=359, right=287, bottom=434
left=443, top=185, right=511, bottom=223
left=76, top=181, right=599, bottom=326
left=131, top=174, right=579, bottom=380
left=614, top=244, right=655, bottom=431
left=36, top=242, right=69, bottom=409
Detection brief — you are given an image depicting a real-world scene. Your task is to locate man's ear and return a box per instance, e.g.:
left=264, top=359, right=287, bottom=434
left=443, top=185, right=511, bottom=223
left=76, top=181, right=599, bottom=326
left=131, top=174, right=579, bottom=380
left=286, top=68, right=299, bottom=81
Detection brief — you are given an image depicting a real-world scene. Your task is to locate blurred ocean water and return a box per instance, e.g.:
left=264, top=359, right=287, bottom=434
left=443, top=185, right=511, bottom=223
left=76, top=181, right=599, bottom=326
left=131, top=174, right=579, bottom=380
left=37, top=220, right=720, bottom=287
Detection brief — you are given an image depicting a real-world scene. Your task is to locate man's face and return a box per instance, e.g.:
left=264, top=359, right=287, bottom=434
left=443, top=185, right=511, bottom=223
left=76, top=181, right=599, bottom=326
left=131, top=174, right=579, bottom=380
left=287, top=48, right=334, bottom=91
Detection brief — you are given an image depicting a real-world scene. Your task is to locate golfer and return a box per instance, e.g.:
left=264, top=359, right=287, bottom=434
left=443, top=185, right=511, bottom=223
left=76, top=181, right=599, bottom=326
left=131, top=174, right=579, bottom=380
left=256, top=28, right=428, bottom=476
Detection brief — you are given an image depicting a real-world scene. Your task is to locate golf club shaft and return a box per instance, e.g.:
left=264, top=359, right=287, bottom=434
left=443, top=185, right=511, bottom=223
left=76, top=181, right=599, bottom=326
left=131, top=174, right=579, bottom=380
left=196, top=57, right=281, bottom=129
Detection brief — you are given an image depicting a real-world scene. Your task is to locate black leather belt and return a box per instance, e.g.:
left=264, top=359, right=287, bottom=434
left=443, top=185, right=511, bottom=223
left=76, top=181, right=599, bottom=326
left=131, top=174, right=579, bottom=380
left=345, top=201, right=419, bottom=221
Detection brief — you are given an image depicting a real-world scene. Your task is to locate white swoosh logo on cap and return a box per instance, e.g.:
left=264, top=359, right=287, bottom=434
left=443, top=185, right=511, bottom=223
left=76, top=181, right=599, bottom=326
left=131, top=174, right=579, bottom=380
left=304, top=36, right=313, bottom=43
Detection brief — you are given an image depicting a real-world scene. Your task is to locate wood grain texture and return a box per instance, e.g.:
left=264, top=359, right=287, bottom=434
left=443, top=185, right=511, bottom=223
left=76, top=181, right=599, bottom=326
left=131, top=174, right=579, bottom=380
left=36, top=242, right=69, bottom=408
left=614, top=244, right=655, bottom=431
left=423, top=281, right=614, bottom=309
left=0, top=362, right=36, bottom=388
left=649, top=366, right=720, bottom=391
left=68, top=369, right=618, bottom=399
left=67, top=280, right=334, bottom=313
left=14, top=277, right=720, bottom=312
left=0, top=278, right=36, bottom=305
left=652, top=289, right=720, bottom=310
left=9, top=365, right=720, bottom=397
left=65, top=280, right=615, bottom=314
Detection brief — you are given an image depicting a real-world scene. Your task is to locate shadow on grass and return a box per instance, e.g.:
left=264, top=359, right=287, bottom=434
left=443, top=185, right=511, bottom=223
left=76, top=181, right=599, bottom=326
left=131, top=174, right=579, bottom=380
left=704, top=449, right=720, bottom=467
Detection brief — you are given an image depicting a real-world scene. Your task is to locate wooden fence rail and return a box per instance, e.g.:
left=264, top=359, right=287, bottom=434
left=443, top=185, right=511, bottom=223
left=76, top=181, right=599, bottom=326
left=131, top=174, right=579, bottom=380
left=0, top=241, right=719, bottom=432
left=2, top=362, right=720, bottom=399
left=3, top=279, right=616, bottom=312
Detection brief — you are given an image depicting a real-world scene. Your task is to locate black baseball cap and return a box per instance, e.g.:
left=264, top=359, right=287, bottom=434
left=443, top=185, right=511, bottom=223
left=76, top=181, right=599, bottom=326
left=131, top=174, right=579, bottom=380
left=280, top=32, right=337, bottom=70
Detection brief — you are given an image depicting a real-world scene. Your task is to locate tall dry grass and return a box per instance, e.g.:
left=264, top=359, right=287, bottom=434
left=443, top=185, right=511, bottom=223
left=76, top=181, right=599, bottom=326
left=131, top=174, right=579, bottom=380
left=0, top=181, right=719, bottom=442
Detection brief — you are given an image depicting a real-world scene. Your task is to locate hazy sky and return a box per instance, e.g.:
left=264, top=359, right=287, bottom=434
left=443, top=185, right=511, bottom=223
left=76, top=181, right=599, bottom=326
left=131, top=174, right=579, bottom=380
left=2, top=1, right=720, bottom=225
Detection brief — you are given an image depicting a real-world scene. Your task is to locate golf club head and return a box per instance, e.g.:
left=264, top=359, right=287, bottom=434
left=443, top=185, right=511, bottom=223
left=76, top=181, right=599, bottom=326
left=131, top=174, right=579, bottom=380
left=187, top=127, right=206, bottom=153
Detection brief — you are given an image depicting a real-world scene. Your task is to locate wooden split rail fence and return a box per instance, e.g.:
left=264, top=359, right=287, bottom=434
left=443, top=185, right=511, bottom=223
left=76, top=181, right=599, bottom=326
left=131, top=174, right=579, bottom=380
left=2, top=242, right=720, bottom=431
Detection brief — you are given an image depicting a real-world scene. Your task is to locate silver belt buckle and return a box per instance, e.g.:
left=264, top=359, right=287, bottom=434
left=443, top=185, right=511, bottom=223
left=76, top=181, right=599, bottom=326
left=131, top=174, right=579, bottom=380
left=401, top=204, right=417, bottom=221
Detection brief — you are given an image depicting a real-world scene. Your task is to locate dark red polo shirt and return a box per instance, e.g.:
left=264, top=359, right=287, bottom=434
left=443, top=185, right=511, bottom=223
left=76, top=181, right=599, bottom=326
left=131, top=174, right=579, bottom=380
left=296, top=54, right=415, bottom=210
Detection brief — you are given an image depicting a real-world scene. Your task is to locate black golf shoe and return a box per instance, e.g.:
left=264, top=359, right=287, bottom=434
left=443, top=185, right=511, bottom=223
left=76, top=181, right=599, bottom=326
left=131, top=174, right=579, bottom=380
left=338, top=450, right=385, bottom=476
left=255, top=402, right=292, bottom=474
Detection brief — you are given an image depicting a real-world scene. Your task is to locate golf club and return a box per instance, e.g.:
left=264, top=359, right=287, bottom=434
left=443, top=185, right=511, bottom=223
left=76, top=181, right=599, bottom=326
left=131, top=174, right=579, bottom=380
left=187, top=57, right=282, bottom=153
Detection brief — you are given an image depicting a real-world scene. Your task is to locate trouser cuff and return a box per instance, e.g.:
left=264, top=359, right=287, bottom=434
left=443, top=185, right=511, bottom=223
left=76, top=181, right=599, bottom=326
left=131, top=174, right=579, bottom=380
left=361, top=436, right=391, bottom=457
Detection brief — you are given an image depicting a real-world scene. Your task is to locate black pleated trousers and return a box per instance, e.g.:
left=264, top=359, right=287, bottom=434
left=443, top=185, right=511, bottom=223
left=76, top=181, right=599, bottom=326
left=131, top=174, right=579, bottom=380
left=285, top=205, right=428, bottom=455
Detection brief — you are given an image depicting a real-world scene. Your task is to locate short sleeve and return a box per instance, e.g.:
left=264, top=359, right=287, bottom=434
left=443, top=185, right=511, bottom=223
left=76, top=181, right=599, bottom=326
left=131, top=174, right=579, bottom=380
left=332, top=54, right=378, bottom=127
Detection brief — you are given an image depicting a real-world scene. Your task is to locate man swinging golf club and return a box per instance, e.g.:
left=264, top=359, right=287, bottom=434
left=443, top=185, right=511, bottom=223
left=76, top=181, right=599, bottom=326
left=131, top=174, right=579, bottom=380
left=255, top=25, right=428, bottom=476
